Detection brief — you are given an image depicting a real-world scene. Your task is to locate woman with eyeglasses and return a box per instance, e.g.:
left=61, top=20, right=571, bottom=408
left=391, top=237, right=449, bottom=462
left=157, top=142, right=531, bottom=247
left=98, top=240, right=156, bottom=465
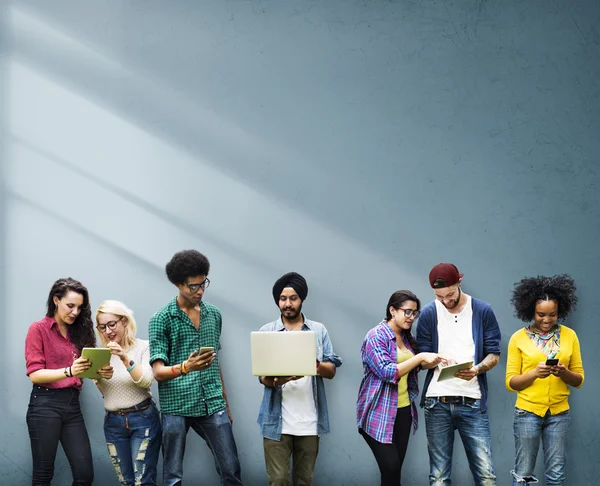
left=357, top=290, right=445, bottom=486
left=95, top=300, right=162, bottom=486
left=25, top=278, right=111, bottom=486
left=506, top=275, right=584, bottom=486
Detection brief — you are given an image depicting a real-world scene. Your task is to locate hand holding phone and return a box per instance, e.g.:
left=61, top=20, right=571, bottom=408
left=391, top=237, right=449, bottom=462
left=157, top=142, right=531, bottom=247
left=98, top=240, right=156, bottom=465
left=199, top=347, right=215, bottom=355
left=545, top=358, right=559, bottom=366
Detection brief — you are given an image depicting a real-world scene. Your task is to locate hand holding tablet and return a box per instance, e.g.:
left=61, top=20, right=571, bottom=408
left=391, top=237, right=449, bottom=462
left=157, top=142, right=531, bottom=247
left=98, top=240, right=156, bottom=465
left=437, top=361, right=474, bottom=382
left=79, top=348, right=112, bottom=379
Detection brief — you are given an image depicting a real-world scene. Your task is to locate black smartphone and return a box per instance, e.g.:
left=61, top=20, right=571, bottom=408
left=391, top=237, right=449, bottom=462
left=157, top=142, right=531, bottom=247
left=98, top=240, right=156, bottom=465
left=545, top=358, right=559, bottom=366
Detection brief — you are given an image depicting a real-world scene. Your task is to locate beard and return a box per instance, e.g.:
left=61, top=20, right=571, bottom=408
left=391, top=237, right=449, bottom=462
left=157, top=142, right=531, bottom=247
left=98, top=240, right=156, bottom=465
left=442, top=287, right=461, bottom=309
left=281, top=304, right=302, bottom=320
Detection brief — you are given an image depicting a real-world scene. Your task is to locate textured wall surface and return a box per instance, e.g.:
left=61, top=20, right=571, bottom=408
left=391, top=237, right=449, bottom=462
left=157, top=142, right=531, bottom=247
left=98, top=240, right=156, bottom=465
left=1, top=1, right=599, bottom=484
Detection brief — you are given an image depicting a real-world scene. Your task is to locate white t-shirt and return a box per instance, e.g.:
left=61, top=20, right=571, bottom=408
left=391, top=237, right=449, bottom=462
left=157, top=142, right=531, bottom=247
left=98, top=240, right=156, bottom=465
left=426, top=296, right=481, bottom=399
left=281, top=376, right=318, bottom=436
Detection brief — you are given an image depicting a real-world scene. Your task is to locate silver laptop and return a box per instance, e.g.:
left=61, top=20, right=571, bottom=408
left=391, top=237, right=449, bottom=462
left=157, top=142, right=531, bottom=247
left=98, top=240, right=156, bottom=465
left=251, top=331, right=317, bottom=376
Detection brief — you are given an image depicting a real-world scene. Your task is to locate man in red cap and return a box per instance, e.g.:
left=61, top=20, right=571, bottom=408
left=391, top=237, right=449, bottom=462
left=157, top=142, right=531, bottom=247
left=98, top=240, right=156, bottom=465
left=416, top=263, right=501, bottom=486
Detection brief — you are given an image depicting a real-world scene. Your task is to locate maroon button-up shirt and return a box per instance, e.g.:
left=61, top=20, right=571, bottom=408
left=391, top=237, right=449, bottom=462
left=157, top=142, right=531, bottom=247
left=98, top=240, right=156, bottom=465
left=25, top=316, right=83, bottom=390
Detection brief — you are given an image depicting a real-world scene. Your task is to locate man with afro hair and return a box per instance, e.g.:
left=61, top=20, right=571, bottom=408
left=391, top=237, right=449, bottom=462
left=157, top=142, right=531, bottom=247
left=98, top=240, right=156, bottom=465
left=149, top=250, right=243, bottom=486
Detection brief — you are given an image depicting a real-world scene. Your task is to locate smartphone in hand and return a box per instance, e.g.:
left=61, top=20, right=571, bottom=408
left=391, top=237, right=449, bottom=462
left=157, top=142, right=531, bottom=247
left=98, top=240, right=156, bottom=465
left=199, top=347, right=215, bottom=355
left=545, top=358, right=559, bottom=366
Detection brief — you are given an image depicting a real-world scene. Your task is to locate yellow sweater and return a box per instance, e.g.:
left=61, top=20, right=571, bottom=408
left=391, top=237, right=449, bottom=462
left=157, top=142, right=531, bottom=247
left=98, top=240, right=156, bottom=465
left=505, top=325, right=584, bottom=417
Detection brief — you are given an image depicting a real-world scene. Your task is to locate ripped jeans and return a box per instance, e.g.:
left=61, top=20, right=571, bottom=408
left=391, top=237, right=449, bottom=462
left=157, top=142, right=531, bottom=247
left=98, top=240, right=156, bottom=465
left=104, top=400, right=162, bottom=486
left=424, top=397, right=496, bottom=485
left=511, top=408, right=570, bottom=486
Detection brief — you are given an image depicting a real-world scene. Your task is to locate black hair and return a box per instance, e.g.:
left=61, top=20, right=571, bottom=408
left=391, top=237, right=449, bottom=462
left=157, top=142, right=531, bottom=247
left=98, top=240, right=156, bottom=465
left=46, top=278, right=96, bottom=351
left=385, top=290, right=420, bottom=351
left=166, top=249, right=210, bottom=285
left=511, top=274, right=578, bottom=322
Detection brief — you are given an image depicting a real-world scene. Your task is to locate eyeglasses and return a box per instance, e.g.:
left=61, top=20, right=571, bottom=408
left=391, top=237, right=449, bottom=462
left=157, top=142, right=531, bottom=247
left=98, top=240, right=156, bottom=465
left=398, top=308, right=420, bottom=319
left=184, top=278, right=210, bottom=293
left=96, top=317, right=123, bottom=333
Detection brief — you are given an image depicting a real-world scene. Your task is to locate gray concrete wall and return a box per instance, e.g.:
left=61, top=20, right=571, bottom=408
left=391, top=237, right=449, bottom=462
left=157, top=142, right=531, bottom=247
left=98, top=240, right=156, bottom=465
left=1, top=1, right=599, bottom=484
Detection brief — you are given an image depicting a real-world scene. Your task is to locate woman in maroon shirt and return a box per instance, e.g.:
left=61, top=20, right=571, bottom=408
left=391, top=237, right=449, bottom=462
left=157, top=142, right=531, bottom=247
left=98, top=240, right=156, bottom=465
left=25, top=278, right=112, bottom=486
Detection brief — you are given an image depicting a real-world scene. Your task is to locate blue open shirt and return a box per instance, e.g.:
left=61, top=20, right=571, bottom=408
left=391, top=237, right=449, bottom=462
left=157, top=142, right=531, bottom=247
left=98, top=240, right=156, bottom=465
left=256, top=316, right=342, bottom=440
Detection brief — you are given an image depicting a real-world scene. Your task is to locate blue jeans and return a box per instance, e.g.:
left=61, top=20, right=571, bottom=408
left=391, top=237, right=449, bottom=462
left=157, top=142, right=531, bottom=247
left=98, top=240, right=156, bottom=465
left=424, top=397, right=496, bottom=486
left=104, top=400, right=162, bottom=486
left=162, top=410, right=243, bottom=486
left=511, top=408, right=570, bottom=486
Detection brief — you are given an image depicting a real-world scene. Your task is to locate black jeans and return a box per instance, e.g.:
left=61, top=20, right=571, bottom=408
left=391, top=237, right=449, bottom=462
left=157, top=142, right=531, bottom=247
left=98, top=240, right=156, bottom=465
left=26, top=385, right=93, bottom=486
left=360, top=406, right=413, bottom=486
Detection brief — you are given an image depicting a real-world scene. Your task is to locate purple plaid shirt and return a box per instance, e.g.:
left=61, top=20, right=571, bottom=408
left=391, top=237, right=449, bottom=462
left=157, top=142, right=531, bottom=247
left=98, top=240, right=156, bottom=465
left=356, top=320, right=420, bottom=444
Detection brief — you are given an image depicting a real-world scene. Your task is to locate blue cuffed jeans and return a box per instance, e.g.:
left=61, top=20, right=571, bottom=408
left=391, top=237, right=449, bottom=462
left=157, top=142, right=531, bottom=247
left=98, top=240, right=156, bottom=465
left=511, top=408, right=570, bottom=486
left=162, top=409, right=243, bottom=486
left=104, top=400, right=162, bottom=486
left=424, top=397, right=496, bottom=486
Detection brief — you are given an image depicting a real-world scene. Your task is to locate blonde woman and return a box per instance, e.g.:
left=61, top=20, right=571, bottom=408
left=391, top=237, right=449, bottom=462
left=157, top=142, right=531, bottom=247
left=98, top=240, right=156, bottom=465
left=95, top=300, right=161, bottom=486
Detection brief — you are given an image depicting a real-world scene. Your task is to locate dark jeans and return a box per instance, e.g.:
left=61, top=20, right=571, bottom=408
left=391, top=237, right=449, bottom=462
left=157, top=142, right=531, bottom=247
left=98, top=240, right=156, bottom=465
left=26, top=385, right=93, bottom=486
left=162, top=410, right=243, bottom=486
left=360, top=406, right=412, bottom=486
left=104, top=400, right=162, bottom=486
left=263, top=435, right=320, bottom=486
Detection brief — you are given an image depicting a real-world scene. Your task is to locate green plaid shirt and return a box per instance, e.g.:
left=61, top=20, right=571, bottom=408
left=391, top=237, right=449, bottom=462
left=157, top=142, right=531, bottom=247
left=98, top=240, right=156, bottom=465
left=149, top=297, right=225, bottom=417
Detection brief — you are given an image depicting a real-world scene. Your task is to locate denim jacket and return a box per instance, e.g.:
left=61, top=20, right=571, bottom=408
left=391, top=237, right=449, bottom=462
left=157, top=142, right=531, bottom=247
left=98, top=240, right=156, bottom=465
left=256, top=316, right=342, bottom=440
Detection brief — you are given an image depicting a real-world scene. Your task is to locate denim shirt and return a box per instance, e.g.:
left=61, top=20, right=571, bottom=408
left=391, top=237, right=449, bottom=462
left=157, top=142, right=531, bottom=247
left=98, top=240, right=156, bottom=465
left=257, top=316, right=342, bottom=440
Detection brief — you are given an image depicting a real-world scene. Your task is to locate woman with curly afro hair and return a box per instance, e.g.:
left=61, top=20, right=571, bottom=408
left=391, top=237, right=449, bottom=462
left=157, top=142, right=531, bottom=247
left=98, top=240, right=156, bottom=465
left=505, top=274, right=584, bottom=486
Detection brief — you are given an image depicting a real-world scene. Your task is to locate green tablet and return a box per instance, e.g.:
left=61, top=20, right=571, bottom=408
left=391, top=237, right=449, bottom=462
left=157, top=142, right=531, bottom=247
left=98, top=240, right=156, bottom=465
left=79, top=348, right=111, bottom=379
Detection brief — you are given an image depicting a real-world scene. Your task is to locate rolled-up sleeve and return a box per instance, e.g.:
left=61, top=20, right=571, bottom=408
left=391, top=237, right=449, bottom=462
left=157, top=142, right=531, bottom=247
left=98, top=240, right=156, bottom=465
left=416, top=311, right=434, bottom=353
left=25, top=324, right=45, bottom=376
left=362, top=332, right=397, bottom=384
left=149, top=313, right=169, bottom=365
left=133, top=341, right=155, bottom=389
left=321, top=326, right=342, bottom=368
left=482, top=306, right=502, bottom=356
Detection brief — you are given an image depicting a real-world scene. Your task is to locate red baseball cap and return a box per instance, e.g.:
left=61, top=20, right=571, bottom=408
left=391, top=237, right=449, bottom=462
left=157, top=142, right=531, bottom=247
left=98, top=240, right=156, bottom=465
left=429, top=263, right=464, bottom=289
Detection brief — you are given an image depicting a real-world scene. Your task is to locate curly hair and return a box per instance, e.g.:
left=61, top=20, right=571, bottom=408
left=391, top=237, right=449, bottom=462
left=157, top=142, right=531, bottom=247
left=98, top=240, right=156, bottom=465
left=511, top=274, right=578, bottom=322
left=385, top=290, right=420, bottom=352
left=165, top=250, right=210, bottom=285
left=46, top=278, right=96, bottom=351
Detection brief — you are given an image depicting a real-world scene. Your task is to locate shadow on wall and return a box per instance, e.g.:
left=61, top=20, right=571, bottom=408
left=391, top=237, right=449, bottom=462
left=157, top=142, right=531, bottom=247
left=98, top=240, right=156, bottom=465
left=3, top=1, right=600, bottom=485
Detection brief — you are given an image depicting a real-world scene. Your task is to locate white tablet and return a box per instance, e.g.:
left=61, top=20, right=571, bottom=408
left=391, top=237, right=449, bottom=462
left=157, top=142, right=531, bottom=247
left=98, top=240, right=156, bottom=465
left=437, top=361, right=474, bottom=382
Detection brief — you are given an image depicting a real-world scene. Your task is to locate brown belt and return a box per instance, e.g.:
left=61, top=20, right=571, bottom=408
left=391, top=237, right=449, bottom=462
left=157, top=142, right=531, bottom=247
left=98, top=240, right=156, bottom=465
left=107, top=398, right=153, bottom=430
left=108, top=397, right=152, bottom=415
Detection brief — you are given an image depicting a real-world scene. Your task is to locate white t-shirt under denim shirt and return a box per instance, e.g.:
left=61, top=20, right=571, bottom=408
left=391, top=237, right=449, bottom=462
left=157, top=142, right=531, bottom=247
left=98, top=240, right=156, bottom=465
left=96, top=338, right=155, bottom=411
left=281, top=376, right=318, bottom=435
left=427, top=296, right=482, bottom=399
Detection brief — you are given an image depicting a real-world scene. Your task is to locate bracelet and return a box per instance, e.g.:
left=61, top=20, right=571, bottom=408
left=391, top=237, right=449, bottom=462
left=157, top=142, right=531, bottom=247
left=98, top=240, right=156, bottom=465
left=69, top=366, right=73, bottom=377
left=181, top=361, right=188, bottom=375
left=63, top=367, right=69, bottom=377
left=171, top=365, right=180, bottom=377
left=126, top=362, right=136, bottom=372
